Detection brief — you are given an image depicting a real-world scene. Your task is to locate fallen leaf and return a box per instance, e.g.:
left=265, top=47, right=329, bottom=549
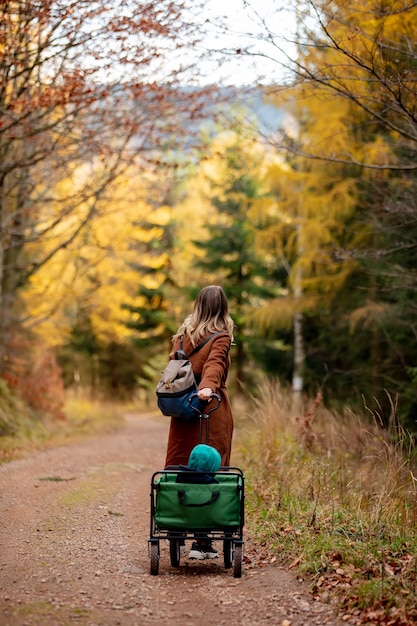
left=289, top=556, right=301, bottom=569
left=383, top=563, right=395, bottom=577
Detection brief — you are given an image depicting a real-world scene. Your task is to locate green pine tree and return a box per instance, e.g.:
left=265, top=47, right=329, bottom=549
left=123, top=216, right=177, bottom=347
left=192, top=133, right=281, bottom=392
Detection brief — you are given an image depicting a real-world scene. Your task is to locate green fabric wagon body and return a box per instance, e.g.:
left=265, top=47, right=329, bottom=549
left=154, top=472, right=243, bottom=531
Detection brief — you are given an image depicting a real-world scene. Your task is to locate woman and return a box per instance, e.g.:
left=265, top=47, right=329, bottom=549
left=164, top=285, right=235, bottom=560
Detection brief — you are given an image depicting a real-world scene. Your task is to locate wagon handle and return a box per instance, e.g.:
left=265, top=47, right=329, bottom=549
left=188, top=392, right=221, bottom=416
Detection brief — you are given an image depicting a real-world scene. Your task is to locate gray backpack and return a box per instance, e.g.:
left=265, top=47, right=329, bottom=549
left=156, top=333, right=222, bottom=420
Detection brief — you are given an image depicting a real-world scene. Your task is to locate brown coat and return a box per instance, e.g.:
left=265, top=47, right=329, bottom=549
left=164, top=333, right=234, bottom=467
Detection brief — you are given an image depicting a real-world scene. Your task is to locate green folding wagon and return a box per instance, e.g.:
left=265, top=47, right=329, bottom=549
left=148, top=395, right=245, bottom=577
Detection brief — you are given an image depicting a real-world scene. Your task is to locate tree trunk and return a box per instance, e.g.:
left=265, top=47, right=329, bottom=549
left=292, top=219, right=304, bottom=410
left=292, top=310, right=304, bottom=409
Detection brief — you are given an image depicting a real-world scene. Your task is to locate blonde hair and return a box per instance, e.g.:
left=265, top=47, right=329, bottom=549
left=173, top=285, right=234, bottom=346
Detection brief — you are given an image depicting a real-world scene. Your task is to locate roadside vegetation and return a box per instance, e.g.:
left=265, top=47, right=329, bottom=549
left=2, top=378, right=416, bottom=625
left=240, top=380, right=417, bottom=626
left=0, top=385, right=123, bottom=463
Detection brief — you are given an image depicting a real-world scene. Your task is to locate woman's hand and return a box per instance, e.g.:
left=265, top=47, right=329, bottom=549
left=198, top=387, right=213, bottom=401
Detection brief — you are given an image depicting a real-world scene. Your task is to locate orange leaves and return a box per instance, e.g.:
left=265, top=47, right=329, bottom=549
left=295, top=391, right=323, bottom=450
left=3, top=330, right=66, bottom=421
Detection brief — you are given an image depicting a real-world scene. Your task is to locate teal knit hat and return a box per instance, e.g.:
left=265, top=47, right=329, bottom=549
left=188, top=444, right=221, bottom=472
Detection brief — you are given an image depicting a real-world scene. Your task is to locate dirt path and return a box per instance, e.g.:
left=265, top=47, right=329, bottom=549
left=0, top=413, right=346, bottom=626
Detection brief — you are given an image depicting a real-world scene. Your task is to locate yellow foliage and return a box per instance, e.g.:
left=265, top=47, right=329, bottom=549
left=248, top=81, right=362, bottom=331
left=21, top=167, right=159, bottom=346
left=288, top=0, right=417, bottom=170
left=251, top=295, right=319, bottom=332
left=348, top=301, right=391, bottom=332
left=198, top=131, right=269, bottom=199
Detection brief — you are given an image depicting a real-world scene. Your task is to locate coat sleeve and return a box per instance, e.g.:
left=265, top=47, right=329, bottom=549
left=198, top=335, right=231, bottom=392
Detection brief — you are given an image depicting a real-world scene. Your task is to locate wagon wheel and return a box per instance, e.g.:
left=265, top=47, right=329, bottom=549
left=233, top=544, right=242, bottom=578
left=150, top=542, right=159, bottom=576
left=223, top=538, right=233, bottom=569
left=169, top=539, right=181, bottom=567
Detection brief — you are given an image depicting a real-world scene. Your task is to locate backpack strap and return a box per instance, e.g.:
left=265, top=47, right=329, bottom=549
left=175, top=331, right=224, bottom=360
left=175, top=337, right=188, bottom=360
left=188, top=331, right=224, bottom=357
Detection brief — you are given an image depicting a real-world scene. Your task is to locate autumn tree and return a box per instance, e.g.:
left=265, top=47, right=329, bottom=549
left=21, top=163, right=183, bottom=396
left=280, top=1, right=417, bottom=420
left=0, top=0, right=207, bottom=380
left=249, top=89, right=359, bottom=400
left=218, top=1, right=417, bottom=422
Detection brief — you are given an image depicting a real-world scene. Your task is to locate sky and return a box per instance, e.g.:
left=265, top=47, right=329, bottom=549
left=192, top=0, right=298, bottom=85
left=90, top=0, right=298, bottom=88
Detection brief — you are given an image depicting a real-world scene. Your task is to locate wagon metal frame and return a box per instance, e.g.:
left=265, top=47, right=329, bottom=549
left=148, top=466, right=245, bottom=577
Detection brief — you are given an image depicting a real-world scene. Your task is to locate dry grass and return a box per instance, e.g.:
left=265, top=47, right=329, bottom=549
left=0, top=389, right=125, bottom=463
left=240, top=378, right=417, bottom=625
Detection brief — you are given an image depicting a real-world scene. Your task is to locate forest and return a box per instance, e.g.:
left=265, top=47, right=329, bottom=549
left=1, top=0, right=417, bottom=433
